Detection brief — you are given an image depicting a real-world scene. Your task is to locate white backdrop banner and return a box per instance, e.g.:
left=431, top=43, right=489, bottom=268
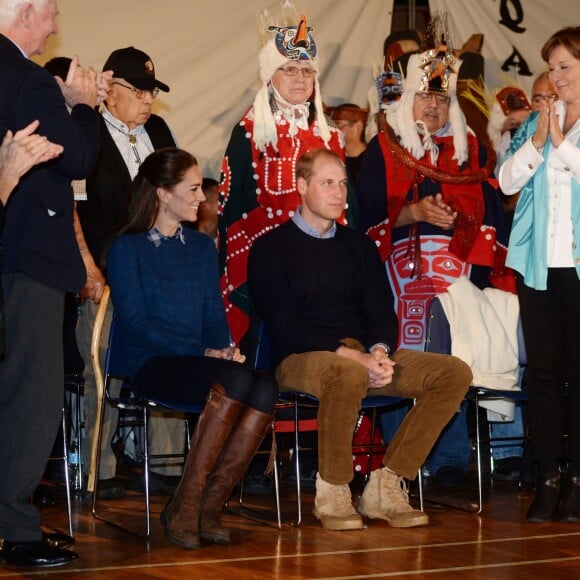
left=38, top=0, right=393, bottom=178
left=428, top=0, right=572, bottom=96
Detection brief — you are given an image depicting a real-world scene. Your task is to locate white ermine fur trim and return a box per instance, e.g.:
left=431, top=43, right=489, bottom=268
left=487, top=102, right=506, bottom=153
left=391, top=53, right=468, bottom=164
left=252, top=38, right=329, bottom=152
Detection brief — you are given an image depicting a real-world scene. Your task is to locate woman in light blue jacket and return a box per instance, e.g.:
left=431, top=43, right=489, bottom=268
left=499, top=26, right=580, bottom=524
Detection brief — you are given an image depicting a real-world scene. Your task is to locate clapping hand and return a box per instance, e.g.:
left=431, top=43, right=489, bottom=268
left=0, top=120, right=63, bottom=204
left=55, top=55, right=104, bottom=109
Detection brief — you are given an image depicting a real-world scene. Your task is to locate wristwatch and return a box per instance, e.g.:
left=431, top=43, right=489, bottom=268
left=369, top=342, right=391, bottom=356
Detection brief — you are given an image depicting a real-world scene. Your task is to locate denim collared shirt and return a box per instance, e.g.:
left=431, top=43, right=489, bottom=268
left=291, top=206, right=337, bottom=239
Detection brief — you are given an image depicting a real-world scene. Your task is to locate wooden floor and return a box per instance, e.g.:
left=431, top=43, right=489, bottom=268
left=2, top=474, right=580, bottom=579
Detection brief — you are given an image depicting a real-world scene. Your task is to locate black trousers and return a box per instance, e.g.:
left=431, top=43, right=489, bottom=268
left=0, top=273, right=64, bottom=542
left=517, top=269, right=580, bottom=471
left=133, top=355, right=278, bottom=415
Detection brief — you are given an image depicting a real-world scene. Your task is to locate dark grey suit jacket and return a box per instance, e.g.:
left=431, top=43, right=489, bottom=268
left=0, top=33, right=100, bottom=293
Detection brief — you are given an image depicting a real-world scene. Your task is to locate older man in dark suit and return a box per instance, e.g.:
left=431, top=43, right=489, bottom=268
left=0, top=0, right=106, bottom=568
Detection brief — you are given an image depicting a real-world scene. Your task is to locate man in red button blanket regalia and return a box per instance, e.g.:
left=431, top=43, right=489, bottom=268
left=358, top=16, right=515, bottom=354
left=218, top=13, right=348, bottom=345
left=357, top=14, right=516, bottom=487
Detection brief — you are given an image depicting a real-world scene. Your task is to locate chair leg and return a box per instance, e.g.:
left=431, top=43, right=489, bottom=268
left=91, top=386, right=106, bottom=519
left=143, top=406, right=151, bottom=539
left=65, top=374, right=83, bottom=492
left=366, top=407, right=383, bottom=482
left=293, top=397, right=303, bottom=526
left=61, top=408, right=74, bottom=538
left=229, top=421, right=282, bottom=530
left=235, top=397, right=302, bottom=527
left=416, top=465, right=424, bottom=512
left=74, top=376, right=84, bottom=491
left=474, top=395, right=484, bottom=514
left=272, top=444, right=282, bottom=529
left=414, top=396, right=481, bottom=514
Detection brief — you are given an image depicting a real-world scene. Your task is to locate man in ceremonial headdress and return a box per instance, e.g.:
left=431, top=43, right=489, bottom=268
left=358, top=13, right=515, bottom=486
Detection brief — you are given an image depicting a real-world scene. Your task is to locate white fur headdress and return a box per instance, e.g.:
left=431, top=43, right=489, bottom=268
left=365, top=59, right=403, bottom=143
left=388, top=12, right=469, bottom=165
left=253, top=13, right=330, bottom=152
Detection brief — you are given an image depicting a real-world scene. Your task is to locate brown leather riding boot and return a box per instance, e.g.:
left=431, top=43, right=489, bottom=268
left=160, top=384, right=244, bottom=549
left=199, top=406, right=274, bottom=544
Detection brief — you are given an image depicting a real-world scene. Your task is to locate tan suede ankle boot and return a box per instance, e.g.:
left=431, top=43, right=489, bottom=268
left=358, top=467, right=428, bottom=528
left=313, top=473, right=364, bottom=531
left=200, top=406, right=274, bottom=545
left=160, top=385, right=244, bottom=549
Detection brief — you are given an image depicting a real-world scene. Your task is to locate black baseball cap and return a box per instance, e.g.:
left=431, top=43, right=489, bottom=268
left=103, top=46, right=170, bottom=93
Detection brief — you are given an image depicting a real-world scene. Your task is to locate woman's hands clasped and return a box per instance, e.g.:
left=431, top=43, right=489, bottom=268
left=533, top=96, right=563, bottom=150
left=204, top=346, right=246, bottom=363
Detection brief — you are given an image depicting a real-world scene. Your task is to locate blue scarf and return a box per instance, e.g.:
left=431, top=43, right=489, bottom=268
left=505, top=108, right=580, bottom=290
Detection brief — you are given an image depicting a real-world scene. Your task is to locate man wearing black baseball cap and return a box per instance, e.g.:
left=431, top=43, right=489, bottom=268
left=75, top=46, right=183, bottom=500
left=103, top=46, right=170, bottom=94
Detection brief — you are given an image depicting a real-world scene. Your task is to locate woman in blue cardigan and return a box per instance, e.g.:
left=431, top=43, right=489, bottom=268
left=499, top=26, right=580, bottom=523
left=106, top=148, right=277, bottom=550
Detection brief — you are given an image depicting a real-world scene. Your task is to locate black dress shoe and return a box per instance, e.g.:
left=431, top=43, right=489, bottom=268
left=557, top=476, right=580, bottom=522
left=0, top=540, right=78, bottom=568
left=42, top=531, right=74, bottom=549
left=527, top=472, right=560, bottom=522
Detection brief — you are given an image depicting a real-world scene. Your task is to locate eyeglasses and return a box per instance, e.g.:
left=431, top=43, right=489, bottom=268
left=415, top=92, right=450, bottom=105
left=277, top=66, right=317, bottom=78
left=532, top=93, right=558, bottom=106
left=112, top=82, right=160, bottom=99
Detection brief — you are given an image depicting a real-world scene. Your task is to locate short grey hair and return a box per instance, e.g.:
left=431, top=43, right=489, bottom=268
left=0, top=1, right=50, bottom=27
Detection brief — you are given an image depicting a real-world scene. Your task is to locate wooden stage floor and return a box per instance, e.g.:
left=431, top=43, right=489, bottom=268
left=2, top=475, right=580, bottom=579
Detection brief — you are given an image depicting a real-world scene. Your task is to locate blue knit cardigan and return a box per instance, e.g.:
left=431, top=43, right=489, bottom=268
left=107, top=228, right=230, bottom=379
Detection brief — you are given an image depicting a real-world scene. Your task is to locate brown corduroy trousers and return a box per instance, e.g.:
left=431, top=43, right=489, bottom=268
left=276, top=348, right=472, bottom=484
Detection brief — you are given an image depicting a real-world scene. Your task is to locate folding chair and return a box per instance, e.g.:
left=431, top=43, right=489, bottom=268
left=424, top=296, right=527, bottom=513
left=241, top=322, right=423, bottom=525
left=273, top=391, right=419, bottom=525
left=88, top=285, right=202, bottom=538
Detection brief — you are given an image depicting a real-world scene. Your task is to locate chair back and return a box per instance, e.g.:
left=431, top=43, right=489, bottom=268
left=87, top=285, right=110, bottom=493
left=254, top=320, right=274, bottom=371
left=105, top=314, right=130, bottom=382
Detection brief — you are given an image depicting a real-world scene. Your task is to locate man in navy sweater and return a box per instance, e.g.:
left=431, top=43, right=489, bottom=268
left=248, top=148, right=471, bottom=531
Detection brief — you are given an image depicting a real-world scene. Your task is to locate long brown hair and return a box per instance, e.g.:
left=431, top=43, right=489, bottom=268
left=121, top=147, right=198, bottom=235
left=102, top=148, right=197, bottom=268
